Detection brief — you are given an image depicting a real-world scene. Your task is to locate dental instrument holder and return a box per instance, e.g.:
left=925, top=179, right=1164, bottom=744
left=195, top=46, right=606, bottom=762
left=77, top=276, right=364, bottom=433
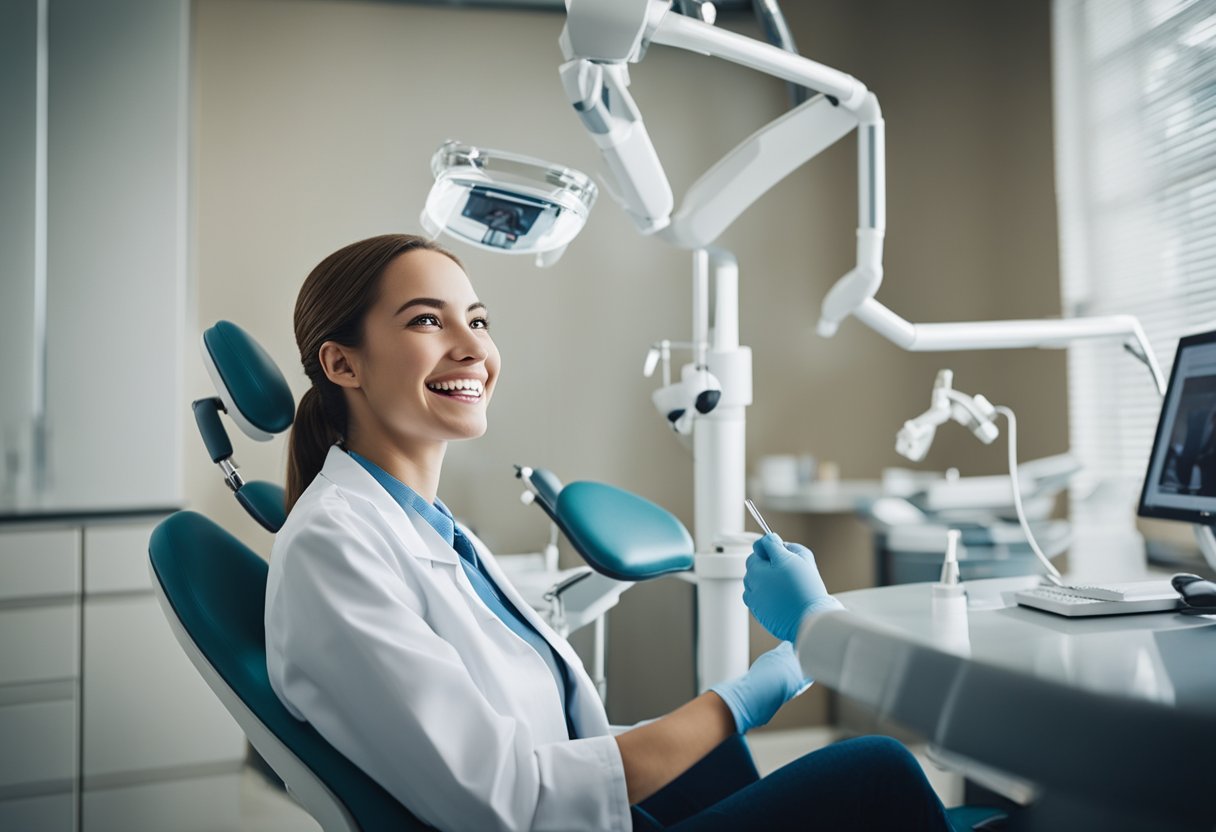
left=897, top=371, right=1067, bottom=585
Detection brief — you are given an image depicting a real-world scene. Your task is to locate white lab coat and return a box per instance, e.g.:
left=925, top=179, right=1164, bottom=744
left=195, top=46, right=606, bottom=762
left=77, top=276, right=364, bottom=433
left=265, top=446, right=631, bottom=832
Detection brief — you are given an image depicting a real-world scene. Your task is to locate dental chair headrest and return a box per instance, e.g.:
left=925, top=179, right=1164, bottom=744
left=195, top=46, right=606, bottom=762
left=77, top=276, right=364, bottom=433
left=201, top=321, right=295, bottom=441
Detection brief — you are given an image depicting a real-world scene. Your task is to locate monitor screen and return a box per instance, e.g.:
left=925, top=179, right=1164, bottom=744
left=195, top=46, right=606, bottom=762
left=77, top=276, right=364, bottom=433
left=1139, top=329, right=1216, bottom=524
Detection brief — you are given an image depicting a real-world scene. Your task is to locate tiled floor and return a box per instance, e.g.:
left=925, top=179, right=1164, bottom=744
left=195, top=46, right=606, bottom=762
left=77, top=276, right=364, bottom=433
left=238, top=728, right=964, bottom=829
left=239, top=768, right=319, bottom=832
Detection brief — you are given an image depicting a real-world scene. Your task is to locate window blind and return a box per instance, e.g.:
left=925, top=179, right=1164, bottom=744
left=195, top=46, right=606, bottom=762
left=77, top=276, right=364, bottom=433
left=1053, top=0, right=1216, bottom=493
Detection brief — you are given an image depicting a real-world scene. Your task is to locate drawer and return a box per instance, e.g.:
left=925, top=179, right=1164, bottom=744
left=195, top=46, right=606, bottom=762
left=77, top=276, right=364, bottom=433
left=0, top=603, right=79, bottom=685
left=82, top=771, right=242, bottom=832
left=82, top=596, right=244, bottom=779
left=0, top=791, right=75, bottom=832
left=0, top=699, right=77, bottom=790
left=84, top=522, right=160, bottom=595
left=0, top=528, right=80, bottom=602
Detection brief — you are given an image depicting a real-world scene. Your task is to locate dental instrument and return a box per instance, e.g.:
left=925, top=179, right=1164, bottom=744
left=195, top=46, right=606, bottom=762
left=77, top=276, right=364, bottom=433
left=895, top=370, right=1065, bottom=586
left=744, top=498, right=772, bottom=537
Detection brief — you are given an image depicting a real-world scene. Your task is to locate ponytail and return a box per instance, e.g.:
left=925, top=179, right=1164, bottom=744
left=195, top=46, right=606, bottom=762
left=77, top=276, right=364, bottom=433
left=285, top=386, right=343, bottom=512
left=284, top=233, right=462, bottom=513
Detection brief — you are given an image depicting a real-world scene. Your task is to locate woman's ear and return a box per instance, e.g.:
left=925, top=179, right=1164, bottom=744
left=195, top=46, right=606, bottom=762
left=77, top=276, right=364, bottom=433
left=318, top=341, right=360, bottom=389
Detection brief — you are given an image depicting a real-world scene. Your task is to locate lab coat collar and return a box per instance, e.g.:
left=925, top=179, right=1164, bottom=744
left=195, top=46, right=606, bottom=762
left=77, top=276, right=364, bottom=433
left=318, top=445, right=459, bottom=565
left=317, top=445, right=611, bottom=738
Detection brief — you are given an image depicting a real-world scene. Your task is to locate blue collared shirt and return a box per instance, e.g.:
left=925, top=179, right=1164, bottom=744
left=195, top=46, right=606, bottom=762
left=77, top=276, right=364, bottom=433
left=348, top=450, right=576, bottom=738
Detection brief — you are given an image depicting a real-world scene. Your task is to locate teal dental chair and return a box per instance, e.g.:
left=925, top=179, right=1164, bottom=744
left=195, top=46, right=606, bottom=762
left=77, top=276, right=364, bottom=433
left=152, top=320, right=694, bottom=831
left=150, top=513, right=431, bottom=831
left=152, top=320, right=432, bottom=830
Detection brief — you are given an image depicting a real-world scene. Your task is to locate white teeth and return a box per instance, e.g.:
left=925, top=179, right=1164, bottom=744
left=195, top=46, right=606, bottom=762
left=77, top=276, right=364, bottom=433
left=426, top=379, right=484, bottom=395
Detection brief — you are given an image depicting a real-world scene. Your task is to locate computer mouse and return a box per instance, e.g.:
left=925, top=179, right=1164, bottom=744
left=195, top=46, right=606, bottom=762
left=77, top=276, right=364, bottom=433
left=1171, top=573, right=1204, bottom=593
left=1179, top=579, right=1216, bottom=608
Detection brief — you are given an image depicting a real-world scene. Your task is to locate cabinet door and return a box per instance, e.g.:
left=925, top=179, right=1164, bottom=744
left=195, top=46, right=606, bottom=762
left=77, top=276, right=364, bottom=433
left=0, top=604, right=78, bottom=686
left=43, top=0, right=186, bottom=512
left=0, top=699, right=77, bottom=792
left=0, top=791, right=76, bottom=832
left=0, top=528, right=80, bottom=602
left=0, top=0, right=40, bottom=499
left=82, top=595, right=244, bottom=780
left=84, top=522, right=159, bottom=595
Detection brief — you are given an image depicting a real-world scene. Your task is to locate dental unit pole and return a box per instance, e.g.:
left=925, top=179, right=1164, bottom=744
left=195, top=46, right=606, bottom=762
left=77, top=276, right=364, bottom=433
left=690, top=249, right=754, bottom=689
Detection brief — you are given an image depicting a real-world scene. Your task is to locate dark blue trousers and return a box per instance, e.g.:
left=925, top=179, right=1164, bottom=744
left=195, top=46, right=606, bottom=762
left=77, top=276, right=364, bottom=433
left=632, top=734, right=953, bottom=831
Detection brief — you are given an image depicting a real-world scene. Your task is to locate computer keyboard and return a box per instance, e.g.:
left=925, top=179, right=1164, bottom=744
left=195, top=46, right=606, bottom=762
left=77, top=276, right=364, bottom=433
left=1014, top=581, right=1181, bottom=617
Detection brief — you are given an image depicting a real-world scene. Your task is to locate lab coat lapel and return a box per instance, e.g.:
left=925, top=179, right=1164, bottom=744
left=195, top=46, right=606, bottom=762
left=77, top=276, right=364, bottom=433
left=462, top=527, right=612, bottom=736
left=318, top=445, right=458, bottom=565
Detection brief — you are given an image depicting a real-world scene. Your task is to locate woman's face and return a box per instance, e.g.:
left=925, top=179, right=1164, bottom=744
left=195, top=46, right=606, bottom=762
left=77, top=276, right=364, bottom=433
left=342, top=249, right=500, bottom=447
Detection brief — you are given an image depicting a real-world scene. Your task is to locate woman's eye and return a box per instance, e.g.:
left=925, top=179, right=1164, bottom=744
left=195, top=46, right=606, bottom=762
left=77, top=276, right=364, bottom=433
left=409, top=313, right=441, bottom=328
left=470, top=316, right=490, bottom=330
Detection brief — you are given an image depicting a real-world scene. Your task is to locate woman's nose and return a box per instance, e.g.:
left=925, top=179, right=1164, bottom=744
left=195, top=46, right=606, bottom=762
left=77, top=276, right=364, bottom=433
left=450, top=327, right=489, bottom=361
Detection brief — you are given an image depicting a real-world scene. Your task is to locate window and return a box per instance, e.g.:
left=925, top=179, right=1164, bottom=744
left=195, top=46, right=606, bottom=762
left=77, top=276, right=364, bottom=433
left=1053, top=0, right=1216, bottom=495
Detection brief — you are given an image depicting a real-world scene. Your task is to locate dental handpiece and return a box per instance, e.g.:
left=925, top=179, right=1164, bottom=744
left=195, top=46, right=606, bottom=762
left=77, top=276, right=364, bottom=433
left=744, top=499, right=774, bottom=537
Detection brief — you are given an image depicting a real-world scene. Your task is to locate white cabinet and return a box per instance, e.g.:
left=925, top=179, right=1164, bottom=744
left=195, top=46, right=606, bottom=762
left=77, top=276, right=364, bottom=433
left=0, top=793, right=76, bottom=832
left=0, top=525, right=80, bottom=830
left=0, top=519, right=246, bottom=832
left=82, top=595, right=245, bottom=780
left=0, top=0, right=186, bottom=514
left=0, top=699, right=77, bottom=791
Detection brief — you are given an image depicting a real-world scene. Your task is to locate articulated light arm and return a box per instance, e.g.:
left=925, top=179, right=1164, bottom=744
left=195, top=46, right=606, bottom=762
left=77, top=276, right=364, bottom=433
left=853, top=300, right=1167, bottom=395
left=560, top=0, right=1163, bottom=395
left=560, top=0, right=881, bottom=252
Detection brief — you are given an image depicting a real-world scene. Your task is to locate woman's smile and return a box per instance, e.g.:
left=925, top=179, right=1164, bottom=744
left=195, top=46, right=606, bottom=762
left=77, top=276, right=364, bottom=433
left=425, top=377, right=486, bottom=403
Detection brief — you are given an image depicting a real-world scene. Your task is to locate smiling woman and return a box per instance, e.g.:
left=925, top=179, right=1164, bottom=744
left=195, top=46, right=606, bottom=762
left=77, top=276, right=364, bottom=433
left=264, top=233, right=957, bottom=832
left=284, top=234, right=496, bottom=510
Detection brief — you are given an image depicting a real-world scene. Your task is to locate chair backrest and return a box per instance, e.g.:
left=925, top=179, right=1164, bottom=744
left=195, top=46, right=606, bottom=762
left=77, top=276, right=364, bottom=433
left=149, top=511, right=432, bottom=832
left=194, top=320, right=296, bottom=532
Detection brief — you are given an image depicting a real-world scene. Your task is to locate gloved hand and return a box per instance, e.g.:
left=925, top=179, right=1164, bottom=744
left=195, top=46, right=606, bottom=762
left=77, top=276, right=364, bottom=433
left=743, top=533, right=843, bottom=644
left=709, top=642, right=811, bottom=733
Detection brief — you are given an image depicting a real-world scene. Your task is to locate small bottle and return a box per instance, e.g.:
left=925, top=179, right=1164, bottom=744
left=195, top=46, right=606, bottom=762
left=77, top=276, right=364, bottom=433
left=932, top=529, right=966, bottom=601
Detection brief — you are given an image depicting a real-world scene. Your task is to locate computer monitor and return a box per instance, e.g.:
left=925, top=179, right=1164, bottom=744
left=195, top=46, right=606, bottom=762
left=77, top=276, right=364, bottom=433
left=1139, top=328, right=1216, bottom=525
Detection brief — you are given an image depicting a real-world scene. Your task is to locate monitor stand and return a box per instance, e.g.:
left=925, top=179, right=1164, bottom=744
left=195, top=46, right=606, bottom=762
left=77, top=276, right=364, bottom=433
left=1194, top=525, right=1216, bottom=573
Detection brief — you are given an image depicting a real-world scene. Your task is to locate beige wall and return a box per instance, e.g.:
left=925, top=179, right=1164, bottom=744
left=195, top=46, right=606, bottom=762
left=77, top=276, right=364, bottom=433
left=189, top=0, right=1066, bottom=725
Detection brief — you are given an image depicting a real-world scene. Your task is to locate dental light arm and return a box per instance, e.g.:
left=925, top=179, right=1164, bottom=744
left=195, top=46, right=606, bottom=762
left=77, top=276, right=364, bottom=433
left=845, top=302, right=1168, bottom=396
left=558, top=60, right=673, bottom=233
left=560, top=1, right=1165, bottom=397
left=559, top=0, right=879, bottom=250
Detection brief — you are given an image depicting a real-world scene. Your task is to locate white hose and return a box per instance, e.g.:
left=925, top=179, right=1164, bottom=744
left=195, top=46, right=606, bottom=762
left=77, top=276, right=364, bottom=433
left=995, top=405, right=1064, bottom=585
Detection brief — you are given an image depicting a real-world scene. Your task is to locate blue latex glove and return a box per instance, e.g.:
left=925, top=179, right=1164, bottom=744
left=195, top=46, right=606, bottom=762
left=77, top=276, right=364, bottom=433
left=743, top=533, right=842, bottom=644
left=709, top=642, right=811, bottom=733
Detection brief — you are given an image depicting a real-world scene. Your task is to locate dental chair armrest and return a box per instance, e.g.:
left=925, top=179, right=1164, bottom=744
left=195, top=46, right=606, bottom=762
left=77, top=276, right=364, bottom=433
left=546, top=569, right=632, bottom=632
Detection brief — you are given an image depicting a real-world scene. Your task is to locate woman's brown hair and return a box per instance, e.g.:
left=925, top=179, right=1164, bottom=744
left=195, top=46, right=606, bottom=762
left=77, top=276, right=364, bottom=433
left=285, top=233, right=462, bottom=512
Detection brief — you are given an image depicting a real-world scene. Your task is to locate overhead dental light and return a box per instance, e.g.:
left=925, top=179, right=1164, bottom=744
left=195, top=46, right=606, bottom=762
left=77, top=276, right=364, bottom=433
left=420, top=140, right=598, bottom=267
